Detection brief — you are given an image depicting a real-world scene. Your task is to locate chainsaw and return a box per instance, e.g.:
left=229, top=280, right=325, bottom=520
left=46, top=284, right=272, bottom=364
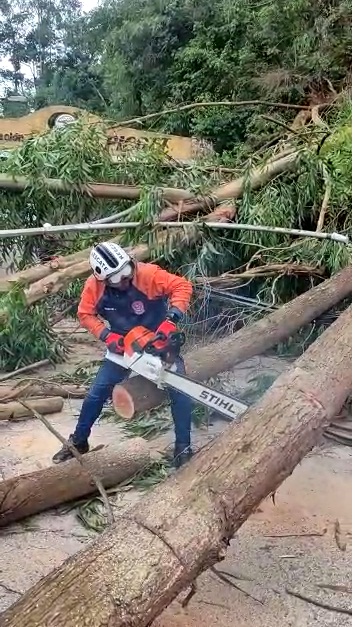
left=105, top=325, right=248, bottom=420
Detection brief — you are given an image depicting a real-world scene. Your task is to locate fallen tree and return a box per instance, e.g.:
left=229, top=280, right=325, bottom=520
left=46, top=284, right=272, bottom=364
left=159, top=150, right=298, bottom=218
left=0, top=305, right=351, bottom=626
left=0, top=205, right=235, bottom=321
left=0, top=149, right=298, bottom=294
left=0, top=382, right=88, bottom=403
left=0, top=396, right=63, bottom=420
left=112, top=264, right=352, bottom=418
left=0, top=174, right=192, bottom=203
left=0, top=438, right=150, bottom=527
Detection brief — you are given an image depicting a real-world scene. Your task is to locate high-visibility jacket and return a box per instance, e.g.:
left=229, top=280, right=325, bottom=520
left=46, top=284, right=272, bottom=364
left=78, top=261, right=192, bottom=340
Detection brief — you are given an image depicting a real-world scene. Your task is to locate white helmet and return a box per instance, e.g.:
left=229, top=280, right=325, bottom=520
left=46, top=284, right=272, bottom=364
left=89, top=242, right=133, bottom=282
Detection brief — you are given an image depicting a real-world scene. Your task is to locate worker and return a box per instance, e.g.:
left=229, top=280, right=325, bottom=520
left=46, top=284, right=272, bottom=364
left=52, top=242, right=193, bottom=468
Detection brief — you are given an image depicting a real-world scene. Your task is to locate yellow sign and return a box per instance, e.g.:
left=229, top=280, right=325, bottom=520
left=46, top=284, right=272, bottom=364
left=0, top=105, right=212, bottom=161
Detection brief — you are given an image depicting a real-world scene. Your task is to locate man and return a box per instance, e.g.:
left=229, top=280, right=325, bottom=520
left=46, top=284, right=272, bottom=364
left=53, top=242, right=193, bottom=468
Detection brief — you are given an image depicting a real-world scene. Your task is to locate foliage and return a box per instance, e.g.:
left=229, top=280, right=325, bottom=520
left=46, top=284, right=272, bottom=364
left=0, top=0, right=81, bottom=101
left=76, top=457, right=173, bottom=532
left=103, top=401, right=207, bottom=440
left=79, top=0, right=351, bottom=152
left=0, top=286, right=67, bottom=370
left=0, top=0, right=351, bottom=153
left=0, top=118, right=226, bottom=269
left=0, top=0, right=352, bottom=370
left=0, top=95, right=351, bottom=371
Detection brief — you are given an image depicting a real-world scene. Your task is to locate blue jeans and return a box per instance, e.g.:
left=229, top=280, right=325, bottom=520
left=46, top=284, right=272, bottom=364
left=73, top=357, right=192, bottom=450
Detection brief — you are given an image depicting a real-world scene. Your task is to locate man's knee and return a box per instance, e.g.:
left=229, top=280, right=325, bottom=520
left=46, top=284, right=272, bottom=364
left=86, top=382, right=113, bottom=403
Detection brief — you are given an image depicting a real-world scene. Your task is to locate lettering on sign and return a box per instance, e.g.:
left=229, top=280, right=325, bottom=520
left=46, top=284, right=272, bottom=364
left=0, top=132, right=24, bottom=142
left=107, top=134, right=169, bottom=152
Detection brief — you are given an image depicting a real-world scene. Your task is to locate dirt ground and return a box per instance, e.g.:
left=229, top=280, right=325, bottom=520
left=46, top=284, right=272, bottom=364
left=0, top=339, right=352, bottom=627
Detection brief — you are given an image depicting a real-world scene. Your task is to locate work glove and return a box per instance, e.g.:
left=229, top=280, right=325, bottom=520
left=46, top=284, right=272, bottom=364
left=155, top=319, right=177, bottom=341
left=105, top=332, right=124, bottom=354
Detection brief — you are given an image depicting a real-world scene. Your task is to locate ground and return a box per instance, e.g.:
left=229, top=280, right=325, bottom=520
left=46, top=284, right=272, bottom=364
left=0, top=334, right=352, bottom=626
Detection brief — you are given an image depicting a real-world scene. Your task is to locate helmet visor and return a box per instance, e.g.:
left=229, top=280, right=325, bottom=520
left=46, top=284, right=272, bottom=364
left=108, top=263, right=133, bottom=285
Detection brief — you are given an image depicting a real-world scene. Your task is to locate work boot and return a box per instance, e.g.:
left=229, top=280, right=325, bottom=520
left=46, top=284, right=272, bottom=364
left=173, top=445, right=193, bottom=469
left=52, top=434, right=89, bottom=464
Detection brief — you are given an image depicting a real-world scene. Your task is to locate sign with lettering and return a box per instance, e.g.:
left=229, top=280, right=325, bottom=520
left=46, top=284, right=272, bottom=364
left=0, top=132, right=24, bottom=142
left=0, top=105, right=213, bottom=162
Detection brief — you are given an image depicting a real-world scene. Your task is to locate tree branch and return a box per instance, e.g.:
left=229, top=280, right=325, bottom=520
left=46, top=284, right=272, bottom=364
left=18, top=401, right=114, bottom=525
left=113, top=100, right=312, bottom=128
left=285, top=588, right=352, bottom=615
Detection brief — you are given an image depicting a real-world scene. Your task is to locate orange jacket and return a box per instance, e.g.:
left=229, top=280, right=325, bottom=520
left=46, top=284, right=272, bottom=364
left=78, top=261, right=193, bottom=339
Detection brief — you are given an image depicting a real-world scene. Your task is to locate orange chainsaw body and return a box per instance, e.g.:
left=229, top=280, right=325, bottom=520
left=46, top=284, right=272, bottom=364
left=123, top=325, right=185, bottom=363
left=123, top=326, right=155, bottom=357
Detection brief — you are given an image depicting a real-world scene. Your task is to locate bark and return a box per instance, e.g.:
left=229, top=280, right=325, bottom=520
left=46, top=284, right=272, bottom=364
left=0, top=307, right=351, bottom=627
left=159, top=150, right=298, bottom=219
left=0, top=438, right=150, bottom=527
left=112, top=264, right=352, bottom=419
left=0, top=253, right=90, bottom=292
left=0, top=397, right=64, bottom=421
left=0, top=174, right=191, bottom=203
left=0, top=383, right=88, bottom=403
left=0, top=206, right=236, bottom=320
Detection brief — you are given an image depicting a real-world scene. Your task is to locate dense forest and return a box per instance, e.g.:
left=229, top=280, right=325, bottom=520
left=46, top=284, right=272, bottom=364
left=0, top=0, right=351, bottom=150
left=0, top=0, right=352, bottom=370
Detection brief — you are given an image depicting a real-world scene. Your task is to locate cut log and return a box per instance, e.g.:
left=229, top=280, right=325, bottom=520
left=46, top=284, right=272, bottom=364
left=0, top=397, right=64, bottom=421
left=112, top=264, right=352, bottom=419
left=0, top=382, right=88, bottom=403
left=0, top=438, right=150, bottom=527
left=0, top=307, right=351, bottom=627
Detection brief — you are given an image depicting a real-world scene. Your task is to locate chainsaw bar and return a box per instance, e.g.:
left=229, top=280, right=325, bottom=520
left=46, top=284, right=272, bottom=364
left=105, top=349, right=248, bottom=421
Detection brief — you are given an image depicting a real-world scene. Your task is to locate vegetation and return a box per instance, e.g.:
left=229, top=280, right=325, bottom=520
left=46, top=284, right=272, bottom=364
left=0, top=0, right=352, bottom=371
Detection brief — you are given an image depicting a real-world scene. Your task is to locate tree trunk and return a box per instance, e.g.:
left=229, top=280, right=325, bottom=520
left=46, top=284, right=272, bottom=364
left=112, top=264, right=352, bottom=419
left=0, top=254, right=90, bottom=292
left=0, top=174, right=191, bottom=203
left=0, top=205, right=236, bottom=320
left=159, top=150, right=299, bottom=218
left=0, top=383, right=88, bottom=403
left=0, top=397, right=64, bottom=421
left=0, top=307, right=351, bottom=627
left=0, top=438, right=150, bottom=527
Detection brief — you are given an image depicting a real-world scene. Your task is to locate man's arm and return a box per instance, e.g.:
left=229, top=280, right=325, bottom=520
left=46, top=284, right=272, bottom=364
left=150, top=265, right=193, bottom=319
left=77, top=277, right=107, bottom=340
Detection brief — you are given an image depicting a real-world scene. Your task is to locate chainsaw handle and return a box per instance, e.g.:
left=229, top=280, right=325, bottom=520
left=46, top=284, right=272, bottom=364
left=144, top=330, right=186, bottom=358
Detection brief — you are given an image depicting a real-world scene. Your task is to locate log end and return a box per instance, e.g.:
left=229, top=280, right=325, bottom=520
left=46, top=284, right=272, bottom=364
left=112, top=384, right=135, bottom=420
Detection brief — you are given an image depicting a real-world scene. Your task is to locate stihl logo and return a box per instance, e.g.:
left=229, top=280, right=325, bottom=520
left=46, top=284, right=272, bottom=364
left=199, top=390, right=235, bottom=413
